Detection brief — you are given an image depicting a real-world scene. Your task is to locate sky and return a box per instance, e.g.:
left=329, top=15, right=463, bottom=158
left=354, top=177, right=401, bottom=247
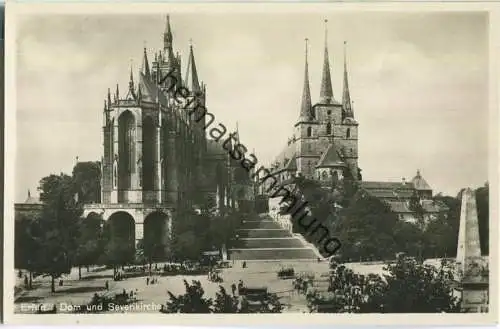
left=15, top=12, right=488, bottom=202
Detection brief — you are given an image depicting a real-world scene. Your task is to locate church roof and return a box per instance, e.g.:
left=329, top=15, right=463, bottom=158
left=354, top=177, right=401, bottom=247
left=411, top=170, right=432, bottom=191
left=421, top=199, right=448, bottom=213
left=386, top=200, right=412, bottom=213
left=206, top=139, right=227, bottom=157
left=360, top=181, right=415, bottom=199
left=23, top=190, right=41, bottom=204
left=316, top=144, right=346, bottom=168
left=138, top=72, right=168, bottom=104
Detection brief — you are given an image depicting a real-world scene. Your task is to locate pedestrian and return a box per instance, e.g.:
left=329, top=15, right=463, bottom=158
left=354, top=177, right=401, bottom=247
left=238, top=280, right=244, bottom=295
left=231, top=283, right=237, bottom=296
left=105, top=280, right=109, bottom=290
left=146, top=277, right=150, bottom=285
left=24, top=275, right=28, bottom=288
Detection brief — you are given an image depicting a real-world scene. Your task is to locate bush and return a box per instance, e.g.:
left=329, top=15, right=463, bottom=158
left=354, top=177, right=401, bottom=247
left=306, top=257, right=461, bottom=313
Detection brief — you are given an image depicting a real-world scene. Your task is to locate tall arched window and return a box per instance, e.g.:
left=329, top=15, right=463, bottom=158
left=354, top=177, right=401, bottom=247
left=143, top=116, right=156, bottom=190
left=307, top=127, right=312, bottom=137
left=326, top=122, right=332, bottom=135
left=118, top=111, right=135, bottom=191
left=346, top=128, right=351, bottom=138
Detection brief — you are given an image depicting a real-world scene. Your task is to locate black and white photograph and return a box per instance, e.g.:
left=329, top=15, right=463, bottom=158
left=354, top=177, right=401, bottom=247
left=5, top=2, right=497, bottom=324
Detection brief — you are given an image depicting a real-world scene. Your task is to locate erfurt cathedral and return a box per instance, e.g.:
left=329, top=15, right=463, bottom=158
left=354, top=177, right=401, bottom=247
left=82, top=16, right=255, bottom=253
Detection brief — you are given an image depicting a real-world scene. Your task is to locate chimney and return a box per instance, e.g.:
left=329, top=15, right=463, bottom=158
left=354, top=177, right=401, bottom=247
left=402, top=177, right=406, bottom=185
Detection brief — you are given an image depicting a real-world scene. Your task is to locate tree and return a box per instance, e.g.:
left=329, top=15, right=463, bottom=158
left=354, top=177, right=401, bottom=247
left=15, top=213, right=43, bottom=289
left=431, top=195, right=461, bottom=257
left=74, top=213, right=104, bottom=279
left=207, top=211, right=243, bottom=249
left=170, top=209, right=208, bottom=261
left=334, top=193, right=398, bottom=261
left=382, top=257, right=461, bottom=312
left=72, top=161, right=101, bottom=204
left=307, top=257, right=461, bottom=313
left=393, top=221, right=427, bottom=259
left=213, top=286, right=239, bottom=313
left=101, top=222, right=135, bottom=274
left=408, top=190, right=425, bottom=229
left=165, top=280, right=213, bottom=313
left=37, top=173, right=82, bottom=292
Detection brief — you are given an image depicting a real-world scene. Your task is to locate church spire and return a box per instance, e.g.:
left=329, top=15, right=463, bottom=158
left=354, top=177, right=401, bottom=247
left=126, top=63, right=136, bottom=100
left=142, top=47, right=151, bottom=79
left=129, top=64, right=134, bottom=89
left=299, top=38, right=312, bottom=122
left=163, top=15, right=175, bottom=62
left=342, top=41, right=354, bottom=118
left=115, top=84, right=119, bottom=102
left=320, top=19, right=335, bottom=104
left=107, top=88, right=112, bottom=106
left=185, top=40, right=201, bottom=94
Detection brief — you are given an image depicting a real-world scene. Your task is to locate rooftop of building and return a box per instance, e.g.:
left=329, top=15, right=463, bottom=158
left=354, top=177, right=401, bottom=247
left=22, top=190, right=41, bottom=205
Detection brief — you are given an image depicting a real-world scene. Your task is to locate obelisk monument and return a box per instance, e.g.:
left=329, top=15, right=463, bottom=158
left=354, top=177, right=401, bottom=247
left=456, top=188, right=488, bottom=312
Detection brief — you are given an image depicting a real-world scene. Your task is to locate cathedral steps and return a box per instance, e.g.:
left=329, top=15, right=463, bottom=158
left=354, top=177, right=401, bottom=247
left=232, top=237, right=306, bottom=249
left=228, top=248, right=319, bottom=260
left=236, top=229, right=292, bottom=239
left=240, top=220, right=283, bottom=230
left=228, top=213, right=319, bottom=261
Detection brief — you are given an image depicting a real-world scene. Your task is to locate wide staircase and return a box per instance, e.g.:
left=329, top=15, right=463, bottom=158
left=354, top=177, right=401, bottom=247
left=228, top=214, right=319, bottom=261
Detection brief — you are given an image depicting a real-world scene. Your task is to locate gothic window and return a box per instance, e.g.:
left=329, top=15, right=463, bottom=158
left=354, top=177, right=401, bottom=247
left=321, top=171, right=327, bottom=180
left=118, top=111, right=135, bottom=190
left=307, top=127, right=312, bottom=137
left=143, top=116, right=156, bottom=190
left=332, top=171, right=339, bottom=181
left=346, top=128, right=351, bottom=138
left=109, top=119, right=115, bottom=163
left=326, top=122, right=332, bottom=135
left=113, top=161, right=118, bottom=188
left=160, top=158, right=165, bottom=190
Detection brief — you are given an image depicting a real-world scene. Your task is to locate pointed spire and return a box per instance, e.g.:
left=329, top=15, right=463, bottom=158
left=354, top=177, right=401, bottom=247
left=103, top=99, right=107, bottom=111
left=320, top=19, right=335, bottom=104
left=107, top=88, right=112, bottom=106
left=163, top=15, right=175, bottom=62
left=115, top=84, right=119, bottom=102
left=342, top=41, right=354, bottom=118
left=129, top=64, right=134, bottom=89
left=185, top=40, right=201, bottom=95
left=142, top=47, right=151, bottom=79
left=126, top=62, right=136, bottom=100
left=27, top=189, right=31, bottom=198
left=165, top=14, right=173, bottom=41
left=299, top=38, right=312, bottom=122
